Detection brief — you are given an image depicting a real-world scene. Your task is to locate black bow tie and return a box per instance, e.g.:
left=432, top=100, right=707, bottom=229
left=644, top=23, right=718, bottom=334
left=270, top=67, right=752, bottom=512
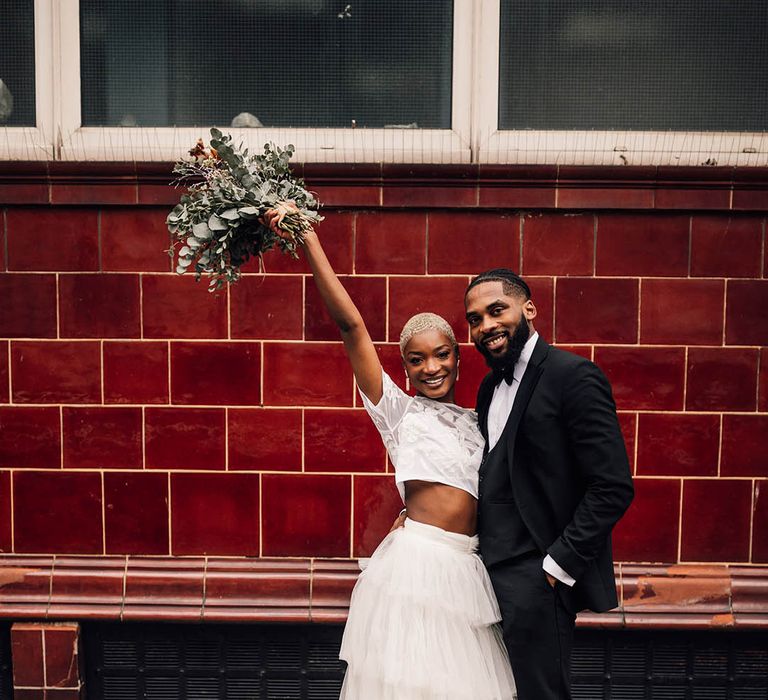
left=493, top=367, right=515, bottom=386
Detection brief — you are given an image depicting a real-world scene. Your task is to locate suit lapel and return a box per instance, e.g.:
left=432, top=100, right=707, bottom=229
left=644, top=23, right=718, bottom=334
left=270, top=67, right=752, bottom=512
left=503, top=337, right=550, bottom=451
left=476, top=373, right=495, bottom=447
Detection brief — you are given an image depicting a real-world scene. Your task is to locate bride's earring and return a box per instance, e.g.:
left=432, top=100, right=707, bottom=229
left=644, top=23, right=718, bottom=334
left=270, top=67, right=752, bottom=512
left=405, top=373, right=410, bottom=392
left=456, top=362, right=460, bottom=382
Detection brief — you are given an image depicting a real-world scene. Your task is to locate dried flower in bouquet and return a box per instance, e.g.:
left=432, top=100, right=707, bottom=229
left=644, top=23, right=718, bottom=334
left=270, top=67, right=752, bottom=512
left=166, top=128, right=322, bottom=292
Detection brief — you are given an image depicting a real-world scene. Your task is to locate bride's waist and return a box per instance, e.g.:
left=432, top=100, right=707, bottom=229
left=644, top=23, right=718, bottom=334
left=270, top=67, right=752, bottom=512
left=403, top=480, right=477, bottom=536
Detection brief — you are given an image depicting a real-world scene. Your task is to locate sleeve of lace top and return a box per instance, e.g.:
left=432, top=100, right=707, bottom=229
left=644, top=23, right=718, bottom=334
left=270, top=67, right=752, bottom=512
left=357, top=369, right=411, bottom=452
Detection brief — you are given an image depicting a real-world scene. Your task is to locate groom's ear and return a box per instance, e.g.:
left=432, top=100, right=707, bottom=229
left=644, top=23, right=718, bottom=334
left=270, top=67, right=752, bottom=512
left=523, top=299, right=537, bottom=320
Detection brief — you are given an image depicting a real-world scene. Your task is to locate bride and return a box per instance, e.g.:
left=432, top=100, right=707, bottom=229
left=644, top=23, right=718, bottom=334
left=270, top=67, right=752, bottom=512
left=264, top=208, right=516, bottom=699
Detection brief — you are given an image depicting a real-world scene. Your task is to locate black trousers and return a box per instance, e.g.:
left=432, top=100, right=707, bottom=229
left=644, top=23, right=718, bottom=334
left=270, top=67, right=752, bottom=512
left=488, top=552, right=576, bottom=700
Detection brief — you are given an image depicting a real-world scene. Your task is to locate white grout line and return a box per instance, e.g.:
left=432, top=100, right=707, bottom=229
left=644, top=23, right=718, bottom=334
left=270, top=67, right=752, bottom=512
left=167, top=341, right=172, bottom=404
left=592, top=214, right=597, bottom=276
left=682, top=346, right=689, bottom=409
left=5, top=340, right=10, bottom=404
left=633, top=413, right=639, bottom=477
left=41, top=626, right=47, bottom=688
left=55, top=273, right=60, bottom=339
left=9, top=470, right=14, bottom=552
left=100, top=470, right=106, bottom=555
left=677, top=479, right=685, bottom=563
left=260, top=342, right=265, bottom=406
left=636, top=277, right=642, bottom=345
left=224, top=407, right=229, bottom=471
left=301, top=275, right=306, bottom=342
left=258, top=472, right=263, bottom=557
left=349, top=474, right=355, bottom=559
left=717, top=414, right=724, bottom=477
left=97, top=210, right=103, bottom=273
left=167, top=471, right=173, bottom=556
left=141, top=406, right=146, bottom=470
left=687, top=215, right=692, bottom=277
left=139, top=275, right=144, bottom=340
left=226, top=283, right=231, bottom=340
left=551, top=277, right=557, bottom=344
left=99, top=341, right=105, bottom=404
left=120, top=555, right=128, bottom=620
left=308, top=556, right=314, bottom=621
left=385, top=276, right=390, bottom=343
left=722, top=279, right=728, bottom=346
left=748, top=479, right=756, bottom=564
left=424, top=213, right=429, bottom=274
left=59, top=405, right=64, bottom=468
left=2, top=208, right=7, bottom=271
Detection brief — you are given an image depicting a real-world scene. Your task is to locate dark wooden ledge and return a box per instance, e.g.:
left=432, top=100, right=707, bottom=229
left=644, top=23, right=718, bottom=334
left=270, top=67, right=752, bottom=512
left=0, top=556, right=766, bottom=628
left=0, top=162, right=765, bottom=210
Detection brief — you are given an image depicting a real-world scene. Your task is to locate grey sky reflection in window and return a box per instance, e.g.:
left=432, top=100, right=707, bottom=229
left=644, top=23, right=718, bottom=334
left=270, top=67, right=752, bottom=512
left=80, top=0, right=453, bottom=129
left=499, top=0, right=768, bottom=131
left=0, top=0, right=36, bottom=126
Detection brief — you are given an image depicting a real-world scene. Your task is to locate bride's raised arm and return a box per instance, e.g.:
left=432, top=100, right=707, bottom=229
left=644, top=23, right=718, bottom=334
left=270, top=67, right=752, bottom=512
left=262, top=208, right=384, bottom=404
left=302, top=229, right=383, bottom=403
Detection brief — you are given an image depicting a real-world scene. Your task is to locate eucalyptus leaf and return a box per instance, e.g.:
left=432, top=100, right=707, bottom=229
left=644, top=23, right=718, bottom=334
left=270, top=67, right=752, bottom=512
left=192, top=222, right=213, bottom=239
left=208, top=214, right=228, bottom=231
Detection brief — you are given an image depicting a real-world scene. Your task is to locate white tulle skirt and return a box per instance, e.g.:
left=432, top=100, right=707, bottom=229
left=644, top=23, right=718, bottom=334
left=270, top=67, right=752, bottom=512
left=339, top=518, right=517, bottom=699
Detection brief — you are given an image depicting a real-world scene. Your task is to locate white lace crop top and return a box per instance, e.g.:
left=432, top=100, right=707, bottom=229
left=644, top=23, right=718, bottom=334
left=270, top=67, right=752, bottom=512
left=358, top=370, right=485, bottom=503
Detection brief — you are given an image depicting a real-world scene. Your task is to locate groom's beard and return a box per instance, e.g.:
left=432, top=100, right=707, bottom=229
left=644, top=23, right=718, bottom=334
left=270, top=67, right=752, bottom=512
left=475, top=313, right=531, bottom=373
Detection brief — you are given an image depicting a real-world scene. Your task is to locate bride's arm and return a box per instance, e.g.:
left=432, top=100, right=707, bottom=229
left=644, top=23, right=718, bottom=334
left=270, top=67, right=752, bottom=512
left=300, top=229, right=384, bottom=404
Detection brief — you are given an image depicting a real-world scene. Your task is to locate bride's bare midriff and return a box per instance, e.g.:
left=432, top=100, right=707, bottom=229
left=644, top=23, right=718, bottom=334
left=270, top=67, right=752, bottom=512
left=404, top=480, right=477, bottom=536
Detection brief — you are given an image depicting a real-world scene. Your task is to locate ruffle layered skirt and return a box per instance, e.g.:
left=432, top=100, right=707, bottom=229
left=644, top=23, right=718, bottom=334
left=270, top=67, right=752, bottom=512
left=339, top=518, right=517, bottom=699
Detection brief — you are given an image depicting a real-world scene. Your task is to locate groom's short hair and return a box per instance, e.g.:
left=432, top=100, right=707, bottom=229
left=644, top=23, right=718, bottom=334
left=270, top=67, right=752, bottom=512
left=466, top=269, right=531, bottom=301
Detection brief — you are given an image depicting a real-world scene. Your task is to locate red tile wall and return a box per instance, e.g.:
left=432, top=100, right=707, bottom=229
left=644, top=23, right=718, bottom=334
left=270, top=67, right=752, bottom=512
left=0, top=193, right=765, bottom=567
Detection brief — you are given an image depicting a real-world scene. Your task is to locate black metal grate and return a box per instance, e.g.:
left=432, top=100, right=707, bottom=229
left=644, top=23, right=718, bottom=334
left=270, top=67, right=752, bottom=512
left=572, top=630, right=768, bottom=700
left=85, top=625, right=768, bottom=700
left=0, top=624, right=11, bottom=700
left=84, top=623, right=346, bottom=700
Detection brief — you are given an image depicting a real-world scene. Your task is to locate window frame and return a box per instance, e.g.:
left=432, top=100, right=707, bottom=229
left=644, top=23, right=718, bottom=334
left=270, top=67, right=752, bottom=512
left=1, top=0, right=766, bottom=165
left=475, top=0, right=768, bottom=167
left=55, top=0, right=473, bottom=163
left=1, top=0, right=55, bottom=159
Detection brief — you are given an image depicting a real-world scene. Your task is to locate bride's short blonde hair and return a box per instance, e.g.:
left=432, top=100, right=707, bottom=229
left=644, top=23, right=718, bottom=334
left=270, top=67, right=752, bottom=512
left=399, top=312, right=457, bottom=357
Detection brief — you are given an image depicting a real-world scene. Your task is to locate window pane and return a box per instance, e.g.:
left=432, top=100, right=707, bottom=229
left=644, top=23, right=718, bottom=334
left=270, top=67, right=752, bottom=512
left=80, top=0, right=453, bottom=129
left=0, top=0, right=36, bottom=126
left=499, top=0, right=768, bottom=131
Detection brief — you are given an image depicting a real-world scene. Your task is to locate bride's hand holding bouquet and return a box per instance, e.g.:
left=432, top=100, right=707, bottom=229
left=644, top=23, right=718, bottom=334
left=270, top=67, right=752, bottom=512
left=166, top=129, right=322, bottom=292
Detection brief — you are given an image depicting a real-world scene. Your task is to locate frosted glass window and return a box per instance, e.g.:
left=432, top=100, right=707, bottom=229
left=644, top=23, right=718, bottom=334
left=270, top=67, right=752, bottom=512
left=80, top=0, right=453, bottom=129
left=0, top=0, right=36, bottom=126
left=499, top=0, right=768, bottom=131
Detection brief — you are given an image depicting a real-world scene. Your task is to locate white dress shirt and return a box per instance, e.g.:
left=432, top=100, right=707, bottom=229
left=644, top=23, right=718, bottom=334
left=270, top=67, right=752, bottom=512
left=486, top=332, right=576, bottom=587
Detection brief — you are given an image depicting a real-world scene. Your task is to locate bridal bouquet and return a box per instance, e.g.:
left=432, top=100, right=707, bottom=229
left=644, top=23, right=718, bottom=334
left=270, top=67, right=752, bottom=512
left=166, top=128, right=322, bottom=292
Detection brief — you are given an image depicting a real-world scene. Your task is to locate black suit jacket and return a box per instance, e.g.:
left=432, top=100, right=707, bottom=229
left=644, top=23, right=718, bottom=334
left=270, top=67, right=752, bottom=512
left=476, top=336, right=634, bottom=614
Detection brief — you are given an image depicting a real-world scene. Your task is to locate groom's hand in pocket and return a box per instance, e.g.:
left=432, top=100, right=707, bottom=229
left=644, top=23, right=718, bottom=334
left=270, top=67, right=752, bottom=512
left=545, top=572, right=557, bottom=588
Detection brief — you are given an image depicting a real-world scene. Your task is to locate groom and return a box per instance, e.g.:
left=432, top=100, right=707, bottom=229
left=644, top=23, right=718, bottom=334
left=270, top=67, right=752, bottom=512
left=464, top=269, right=634, bottom=700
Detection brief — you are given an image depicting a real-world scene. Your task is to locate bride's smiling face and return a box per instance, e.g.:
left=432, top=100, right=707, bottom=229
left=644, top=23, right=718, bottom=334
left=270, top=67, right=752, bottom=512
left=402, top=328, right=459, bottom=403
